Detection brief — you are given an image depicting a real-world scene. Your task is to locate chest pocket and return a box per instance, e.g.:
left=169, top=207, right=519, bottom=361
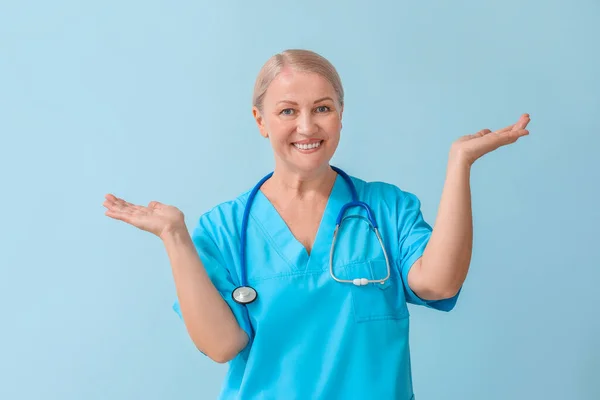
left=341, top=259, right=408, bottom=322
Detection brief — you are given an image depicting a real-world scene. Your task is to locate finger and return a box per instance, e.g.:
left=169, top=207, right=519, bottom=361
left=103, top=199, right=134, bottom=214
left=511, top=114, right=530, bottom=131
left=494, top=114, right=531, bottom=134
left=461, top=129, right=491, bottom=141
left=512, top=128, right=529, bottom=137
left=105, top=194, right=127, bottom=207
left=106, top=193, right=131, bottom=206
left=105, top=209, right=134, bottom=224
left=105, top=194, right=148, bottom=214
left=496, top=125, right=514, bottom=134
left=103, top=198, right=119, bottom=209
left=113, top=197, right=134, bottom=207
left=112, top=197, right=145, bottom=213
left=478, top=128, right=528, bottom=154
left=474, top=128, right=492, bottom=138
left=494, top=128, right=529, bottom=143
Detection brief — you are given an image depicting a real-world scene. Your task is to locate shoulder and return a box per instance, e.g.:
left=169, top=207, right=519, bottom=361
left=349, top=175, right=423, bottom=210
left=192, top=190, right=251, bottom=239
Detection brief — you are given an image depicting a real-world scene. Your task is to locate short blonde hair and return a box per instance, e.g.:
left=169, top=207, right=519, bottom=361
left=252, top=49, right=344, bottom=112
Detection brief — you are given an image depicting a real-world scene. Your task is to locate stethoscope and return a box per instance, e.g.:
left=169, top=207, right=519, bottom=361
left=232, top=166, right=392, bottom=305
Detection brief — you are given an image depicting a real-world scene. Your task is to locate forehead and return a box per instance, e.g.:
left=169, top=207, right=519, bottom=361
left=263, top=69, right=336, bottom=104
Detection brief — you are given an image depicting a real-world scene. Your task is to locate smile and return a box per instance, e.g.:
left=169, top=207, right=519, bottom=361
left=293, top=140, right=323, bottom=151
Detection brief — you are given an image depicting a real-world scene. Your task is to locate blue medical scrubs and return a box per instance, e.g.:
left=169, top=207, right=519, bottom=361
left=173, top=171, right=460, bottom=400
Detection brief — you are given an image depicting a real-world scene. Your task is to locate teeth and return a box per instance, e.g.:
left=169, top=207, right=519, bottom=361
left=294, top=141, right=322, bottom=150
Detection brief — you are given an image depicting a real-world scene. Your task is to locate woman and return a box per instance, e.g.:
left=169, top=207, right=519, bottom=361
left=103, top=49, right=530, bottom=399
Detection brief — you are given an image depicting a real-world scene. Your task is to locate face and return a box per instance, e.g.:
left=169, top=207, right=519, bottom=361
left=252, top=69, right=343, bottom=177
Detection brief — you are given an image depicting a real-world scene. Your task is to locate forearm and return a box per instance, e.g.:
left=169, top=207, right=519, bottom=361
left=163, top=228, right=248, bottom=363
left=420, top=154, right=473, bottom=297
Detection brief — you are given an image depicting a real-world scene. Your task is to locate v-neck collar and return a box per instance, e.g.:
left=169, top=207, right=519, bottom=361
left=250, top=171, right=354, bottom=272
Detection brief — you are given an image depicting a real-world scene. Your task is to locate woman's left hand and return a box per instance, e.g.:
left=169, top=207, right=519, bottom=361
left=450, top=113, right=530, bottom=166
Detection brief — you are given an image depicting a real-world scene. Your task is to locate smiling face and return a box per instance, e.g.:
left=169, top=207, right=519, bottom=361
left=252, top=68, right=343, bottom=177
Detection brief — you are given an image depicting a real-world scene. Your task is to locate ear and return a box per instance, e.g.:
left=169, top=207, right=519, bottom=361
left=339, top=104, right=344, bottom=129
left=252, top=106, right=269, bottom=138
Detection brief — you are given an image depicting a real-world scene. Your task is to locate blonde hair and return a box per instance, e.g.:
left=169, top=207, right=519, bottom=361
left=252, top=49, right=344, bottom=112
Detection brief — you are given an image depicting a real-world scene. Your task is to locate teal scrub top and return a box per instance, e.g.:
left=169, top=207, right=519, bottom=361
left=173, top=173, right=460, bottom=400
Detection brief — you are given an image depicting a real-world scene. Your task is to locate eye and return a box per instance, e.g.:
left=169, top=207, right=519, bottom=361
left=280, top=108, right=294, bottom=115
left=315, top=105, right=331, bottom=113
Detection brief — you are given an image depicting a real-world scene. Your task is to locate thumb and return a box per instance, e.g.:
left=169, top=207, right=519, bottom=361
left=148, top=201, right=161, bottom=209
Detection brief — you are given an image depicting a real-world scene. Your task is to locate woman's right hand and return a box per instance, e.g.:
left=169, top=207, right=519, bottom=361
left=103, top=193, right=186, bottom=239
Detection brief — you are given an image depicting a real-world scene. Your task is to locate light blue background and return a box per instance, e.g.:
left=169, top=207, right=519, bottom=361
left=1, top=1, right=598, bottom=399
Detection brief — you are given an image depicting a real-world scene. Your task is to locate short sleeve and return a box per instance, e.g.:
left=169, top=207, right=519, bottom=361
left=396, top=190, right=460, bottom=312
left=172, top=215, right=253, bottom=353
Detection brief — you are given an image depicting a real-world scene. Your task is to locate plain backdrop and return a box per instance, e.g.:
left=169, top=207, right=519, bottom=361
left=1, top=1, right=599, bottom=399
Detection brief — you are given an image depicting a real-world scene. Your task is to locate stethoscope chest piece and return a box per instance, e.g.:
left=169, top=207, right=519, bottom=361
left=232, top=286, right=258, bottom=304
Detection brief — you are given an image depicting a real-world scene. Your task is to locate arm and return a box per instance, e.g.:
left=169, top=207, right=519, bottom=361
left=407, top=155, right=472, bottom=300
left=163, top=228, right=248, bottom=363
left=408, top=114, right=531, bottom=300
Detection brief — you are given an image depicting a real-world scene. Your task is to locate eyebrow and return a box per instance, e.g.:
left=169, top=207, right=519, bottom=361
left=276, top=97, right=334, bottom=106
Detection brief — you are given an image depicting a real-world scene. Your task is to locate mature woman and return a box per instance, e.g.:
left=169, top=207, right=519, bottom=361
left=103, top=49, right=530, bottom=399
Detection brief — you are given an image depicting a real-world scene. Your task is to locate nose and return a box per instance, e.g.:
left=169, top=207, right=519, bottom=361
left=296, top=112, right=318, bottom=136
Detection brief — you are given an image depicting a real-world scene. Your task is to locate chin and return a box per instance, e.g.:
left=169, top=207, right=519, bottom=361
left=275, top=143, right=337, bottom=175
left=288, top=158, right=332, bottom=176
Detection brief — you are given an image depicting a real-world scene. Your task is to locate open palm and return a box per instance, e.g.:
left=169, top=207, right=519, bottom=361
left=103, top=194, right=185, bottom=239
left=452, top=113, right=531, bottom=165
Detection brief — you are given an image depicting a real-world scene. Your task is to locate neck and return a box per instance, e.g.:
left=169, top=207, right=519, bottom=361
left=265, top=164, right=337, bottom=199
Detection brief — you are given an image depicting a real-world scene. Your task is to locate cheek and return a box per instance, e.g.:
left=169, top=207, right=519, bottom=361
left=324, top=117, right=342, bottom=135
left=269, top=120, right=294, bottom=139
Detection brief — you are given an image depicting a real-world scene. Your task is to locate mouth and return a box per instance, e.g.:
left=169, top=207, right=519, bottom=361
left=292, top=140, right=323, bottom=152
